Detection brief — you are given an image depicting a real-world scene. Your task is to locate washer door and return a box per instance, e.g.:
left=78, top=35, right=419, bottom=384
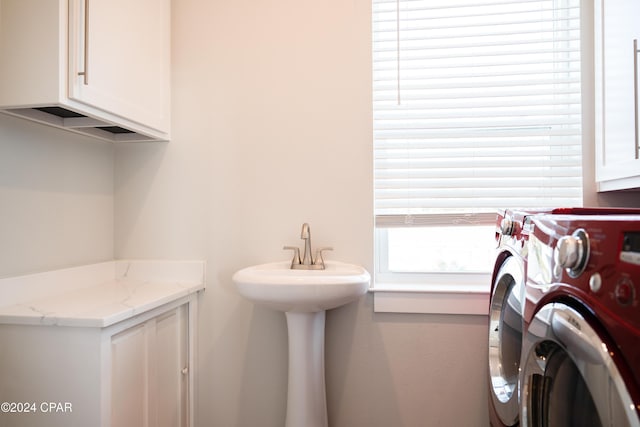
left=521, top=303, right=640, bottom=427
left=488, top=256, right=524, bottom=426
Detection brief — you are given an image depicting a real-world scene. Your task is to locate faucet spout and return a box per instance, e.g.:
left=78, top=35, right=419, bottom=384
left=300, top=223, right=313, bottom=265
left=285, top=223, right=330, bottom=270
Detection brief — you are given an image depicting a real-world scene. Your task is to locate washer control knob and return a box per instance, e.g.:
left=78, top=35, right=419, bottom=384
left=615, top=279, right=635, bottom=306
left=554, top=229, right=590, bottom=278
left=589, top=273, right=602, bottom=293
left=500, top=217, right=515, bottom=236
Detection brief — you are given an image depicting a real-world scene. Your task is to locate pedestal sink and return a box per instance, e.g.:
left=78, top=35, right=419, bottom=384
left=232, top=260, right=370, bottom=427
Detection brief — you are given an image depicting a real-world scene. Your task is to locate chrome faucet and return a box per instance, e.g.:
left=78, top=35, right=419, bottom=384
left=284, top=223, right=332, bottom=270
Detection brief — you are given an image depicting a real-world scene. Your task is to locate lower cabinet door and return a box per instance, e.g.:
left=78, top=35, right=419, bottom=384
left=111, top=323, right=148, bottom=426
left=110, top=305, right=188, bottom=427
left=155, top=306, right=189, bottom=427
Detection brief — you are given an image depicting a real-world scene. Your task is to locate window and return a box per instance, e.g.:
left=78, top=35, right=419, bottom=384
left=372, top=0, right=582, bottom=313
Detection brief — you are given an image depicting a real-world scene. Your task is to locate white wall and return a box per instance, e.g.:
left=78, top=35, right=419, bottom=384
left=115, top=0, right=489, bottom=425
left=0, top=114, right=113, bottom=278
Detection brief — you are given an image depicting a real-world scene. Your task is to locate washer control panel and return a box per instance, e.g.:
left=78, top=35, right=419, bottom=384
left=530, top=213, right=640, bottom=326
left=616, top=232, right=640, bottom=306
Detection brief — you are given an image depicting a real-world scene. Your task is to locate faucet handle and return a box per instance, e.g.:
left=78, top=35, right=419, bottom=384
left=313, top=247, right=333, bottom=268
left=283, top=246, right=301, bottom=268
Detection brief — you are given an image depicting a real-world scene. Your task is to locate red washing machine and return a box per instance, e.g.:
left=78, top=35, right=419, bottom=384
left=489, top=209, right=547, bottom=427
left=520, top=208, right=640, bottom=427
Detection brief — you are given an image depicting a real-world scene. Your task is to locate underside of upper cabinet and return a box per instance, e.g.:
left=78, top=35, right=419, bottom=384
left=0, top=0, right=170, bottom=142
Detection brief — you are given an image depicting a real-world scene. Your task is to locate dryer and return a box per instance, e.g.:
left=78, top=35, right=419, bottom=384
left=521, top=209, right=640, bottom=426
left=488, top=209, right=540, bottom=427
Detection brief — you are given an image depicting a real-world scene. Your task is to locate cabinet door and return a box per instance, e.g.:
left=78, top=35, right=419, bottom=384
left=67, top=0, right=170, bottom=133
left=153, top=306, right=189, bottom=427
left=596, top=0, right=640, bottom=187
left=111, top=323, right=148, bottom=427
left=110, top=305, right=188, bottom=427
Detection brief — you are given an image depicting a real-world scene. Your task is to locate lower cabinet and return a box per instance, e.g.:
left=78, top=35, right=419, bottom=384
left=111, top=305, right=189, bottom=427
left=0, top=298, right=194, bottom=427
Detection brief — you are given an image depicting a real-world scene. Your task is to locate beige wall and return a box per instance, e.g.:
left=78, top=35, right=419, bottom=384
left=0, top=114, right=113, bottom=278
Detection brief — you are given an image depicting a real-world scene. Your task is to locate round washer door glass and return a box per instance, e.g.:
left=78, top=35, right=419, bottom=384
left=521, top=303, right=640, bottom=427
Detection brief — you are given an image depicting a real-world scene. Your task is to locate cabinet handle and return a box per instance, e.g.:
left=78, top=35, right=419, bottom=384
left=635, top=39, right=639, bottom=159
left=77, top=0, right=89, bottom=85
left=181, top=367, right=188, bottom=375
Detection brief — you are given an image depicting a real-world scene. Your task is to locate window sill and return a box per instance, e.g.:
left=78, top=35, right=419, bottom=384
left=370, top=283, right=490, bottom=315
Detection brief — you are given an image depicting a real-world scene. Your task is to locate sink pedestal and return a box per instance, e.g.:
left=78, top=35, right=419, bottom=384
left=285, top=311, right=328, bottom=427
left=232, top=259, right=371, bottom=427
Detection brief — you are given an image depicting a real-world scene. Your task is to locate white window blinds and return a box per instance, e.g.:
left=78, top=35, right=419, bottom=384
left=373, top=0, right=582, bottom=227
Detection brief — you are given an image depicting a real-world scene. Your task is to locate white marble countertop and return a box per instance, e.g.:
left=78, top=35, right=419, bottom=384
left=0, top=260, right=205, bottom=328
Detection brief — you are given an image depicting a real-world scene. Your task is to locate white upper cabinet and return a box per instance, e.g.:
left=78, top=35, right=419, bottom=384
left=595, top=0, right=640, bottom=190
left=0, top=0, right=170, bottom=142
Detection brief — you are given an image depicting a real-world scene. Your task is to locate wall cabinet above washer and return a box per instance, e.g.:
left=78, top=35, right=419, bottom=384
left=594, top=0, right=640, bottom=191
left=0, top=0, right=170, bottom=142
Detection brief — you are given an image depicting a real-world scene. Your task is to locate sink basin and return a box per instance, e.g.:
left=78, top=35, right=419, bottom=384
left=232, top=260, right=370, bottom=313
left=232, top=259, right=370, bottom=427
